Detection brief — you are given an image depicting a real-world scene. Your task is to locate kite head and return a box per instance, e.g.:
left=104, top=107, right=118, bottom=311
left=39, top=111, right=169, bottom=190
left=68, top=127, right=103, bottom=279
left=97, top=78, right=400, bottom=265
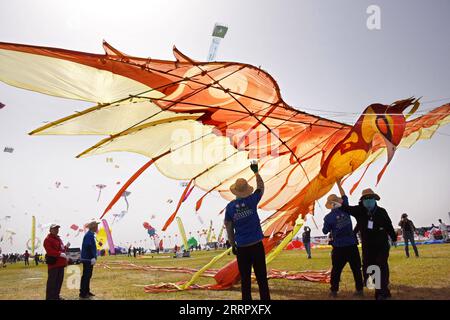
left=360, top=97, right=419, bottom=184
left=363, top=97, right=419, bottom=164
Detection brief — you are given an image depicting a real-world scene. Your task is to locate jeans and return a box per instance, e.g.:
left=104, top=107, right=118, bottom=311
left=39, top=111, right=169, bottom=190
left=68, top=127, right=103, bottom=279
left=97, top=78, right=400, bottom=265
left=236, top=241, right=270, bottom=300
left=330, top=245, right=364, bottom=292
left=80, top=262, right=94, bottom=296
left=46, top=267, right=65, bottom=300
left=304, top=242, right=311, bottom=258
left=403, top=232, right=419, bottom=257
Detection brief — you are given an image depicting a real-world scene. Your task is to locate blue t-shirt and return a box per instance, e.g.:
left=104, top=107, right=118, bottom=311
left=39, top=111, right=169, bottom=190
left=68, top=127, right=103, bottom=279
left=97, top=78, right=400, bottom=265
left=81, top=231, right=97, bottom=261
left=225, top=190, right=264, bottom=247
left=322, top=196, right=357, bottom=247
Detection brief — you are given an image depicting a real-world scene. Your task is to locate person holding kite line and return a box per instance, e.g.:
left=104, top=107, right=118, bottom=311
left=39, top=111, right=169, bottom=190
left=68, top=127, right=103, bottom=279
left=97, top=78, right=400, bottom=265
left=336, top=180, right=397, bottom=300
left=322, top=190, right=364, bottom=298
left=224, top=161, right=270, bottom=301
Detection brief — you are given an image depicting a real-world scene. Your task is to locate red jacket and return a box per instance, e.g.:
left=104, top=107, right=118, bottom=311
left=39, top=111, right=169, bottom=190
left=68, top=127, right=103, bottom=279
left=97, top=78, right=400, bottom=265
left=43, top=233, right=68, bottom=269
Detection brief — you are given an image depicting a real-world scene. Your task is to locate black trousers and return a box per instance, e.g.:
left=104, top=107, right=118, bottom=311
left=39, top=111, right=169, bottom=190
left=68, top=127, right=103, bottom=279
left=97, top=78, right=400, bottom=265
left=362, top=245, right=390, bottom=298
left=330, top=245, right=364, bottom=292
left=236, top=241, right=270, bottom=301
left=80, top=262, right=94, bottom=296
left=46, top=267, right=65, bottom=300
left=403, top=232, right=419, bottom=257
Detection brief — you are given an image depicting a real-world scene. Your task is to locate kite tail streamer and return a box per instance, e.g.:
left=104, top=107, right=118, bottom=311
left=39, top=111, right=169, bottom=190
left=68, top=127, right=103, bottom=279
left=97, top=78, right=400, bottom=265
left=350, top=161, right=374, bottom=195
left=176, top=217, right=189, bottom=250
left=265, top=218, right=304, bottom=265
left=376, top=162, right=389, bottom=186
left=102, top=219, right=115, bottom=255
left=97, top=189, right=102, bottom=202
left=195, top=185, right=221, bottom=212
left=182, top=185, right=195, bottom=203
left=101, top=151, right=169, bottom=219
left=180, top=247, right=232, bottom=290
left=162, top=178, right=193, bottom=231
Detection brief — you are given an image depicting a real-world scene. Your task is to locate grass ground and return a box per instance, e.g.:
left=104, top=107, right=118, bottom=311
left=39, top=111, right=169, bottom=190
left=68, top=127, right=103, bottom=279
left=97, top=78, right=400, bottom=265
left=0, top=243, right=449, bottom=300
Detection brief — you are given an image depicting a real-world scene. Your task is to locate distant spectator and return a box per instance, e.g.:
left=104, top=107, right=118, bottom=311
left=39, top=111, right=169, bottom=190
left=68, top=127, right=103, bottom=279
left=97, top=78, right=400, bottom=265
left=302, top=226, right=312, bottom=259
left=24, top=250, right=30, bottom=266
left=398, top=214, right=419, bottom=258
left=43, top=224, right=69, bottom=300
left=438, top=219, right=448, bottom=241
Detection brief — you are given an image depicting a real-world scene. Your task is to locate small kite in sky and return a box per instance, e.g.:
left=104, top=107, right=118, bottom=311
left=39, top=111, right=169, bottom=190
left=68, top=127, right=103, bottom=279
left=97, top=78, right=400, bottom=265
left=0, top=102, right=5, bottom=109
left=121, top=191, right=131, bottom=211
left=112, top=210, right=127, bottom=224
left=96, top=184, right=107, bottom=202
left=3, top=147, right=14, bottom=153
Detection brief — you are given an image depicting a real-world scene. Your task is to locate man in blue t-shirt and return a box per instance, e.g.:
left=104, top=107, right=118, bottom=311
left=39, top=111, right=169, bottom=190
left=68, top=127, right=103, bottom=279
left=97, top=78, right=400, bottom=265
left=323, top=190, right=364, bottom=298
left=224, top=161, right=270, bottom=301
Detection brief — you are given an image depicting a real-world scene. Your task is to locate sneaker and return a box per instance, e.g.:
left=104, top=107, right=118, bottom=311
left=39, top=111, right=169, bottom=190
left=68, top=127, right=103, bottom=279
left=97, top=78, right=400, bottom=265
left=79, top=294, right=91, bottom=299
left=57, top=296, right=65, bottom=300
left=88, top=292, right=95, bottom=297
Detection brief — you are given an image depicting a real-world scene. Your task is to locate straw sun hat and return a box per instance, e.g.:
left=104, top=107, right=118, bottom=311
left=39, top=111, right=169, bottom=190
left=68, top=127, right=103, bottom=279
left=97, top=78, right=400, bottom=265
left=359, top=188, right=380, bottom=201
left=325, top=194, right=343, bottom=209
left=230, top=178, right=254, bottom=198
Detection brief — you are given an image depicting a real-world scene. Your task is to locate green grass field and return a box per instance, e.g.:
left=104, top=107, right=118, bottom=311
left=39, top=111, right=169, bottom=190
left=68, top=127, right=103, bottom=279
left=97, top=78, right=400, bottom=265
left=1, top=243, right=449, bottom=300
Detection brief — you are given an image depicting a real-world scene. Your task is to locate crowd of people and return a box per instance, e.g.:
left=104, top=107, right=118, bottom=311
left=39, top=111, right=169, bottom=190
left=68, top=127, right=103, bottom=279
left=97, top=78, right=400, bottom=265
left=1, top=162, right=448, bottom=301
left=1, top=251, right=44, bottom=267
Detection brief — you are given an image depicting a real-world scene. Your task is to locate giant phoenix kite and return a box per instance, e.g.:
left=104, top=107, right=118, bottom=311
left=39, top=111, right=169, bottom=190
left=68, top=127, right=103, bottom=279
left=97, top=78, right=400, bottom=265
left=0, top=41, right=449, bottom=290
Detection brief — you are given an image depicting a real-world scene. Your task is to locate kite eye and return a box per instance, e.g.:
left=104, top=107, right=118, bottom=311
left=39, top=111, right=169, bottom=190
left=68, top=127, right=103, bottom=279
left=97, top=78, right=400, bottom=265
left=376, top=116, right=390, bottom=138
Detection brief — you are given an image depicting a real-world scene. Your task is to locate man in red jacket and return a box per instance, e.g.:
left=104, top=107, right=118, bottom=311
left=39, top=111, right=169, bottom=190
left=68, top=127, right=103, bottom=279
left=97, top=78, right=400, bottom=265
left=43, top=224, right=68, bottom=300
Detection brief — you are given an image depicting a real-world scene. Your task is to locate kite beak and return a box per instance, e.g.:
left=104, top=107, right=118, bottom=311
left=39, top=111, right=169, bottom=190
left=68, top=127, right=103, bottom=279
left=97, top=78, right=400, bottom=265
left=383, top=136, right=396, bottom=165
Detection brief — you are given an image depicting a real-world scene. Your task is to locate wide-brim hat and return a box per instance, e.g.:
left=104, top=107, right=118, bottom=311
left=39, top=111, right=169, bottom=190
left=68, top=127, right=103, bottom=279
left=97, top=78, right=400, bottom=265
left=230, top=178, right=254, bottom=198
left=325, top=194, right=343, bottom=209
left=86, top=218, right=101, bottom=228
left=360, top=188, right=380, bottom=201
